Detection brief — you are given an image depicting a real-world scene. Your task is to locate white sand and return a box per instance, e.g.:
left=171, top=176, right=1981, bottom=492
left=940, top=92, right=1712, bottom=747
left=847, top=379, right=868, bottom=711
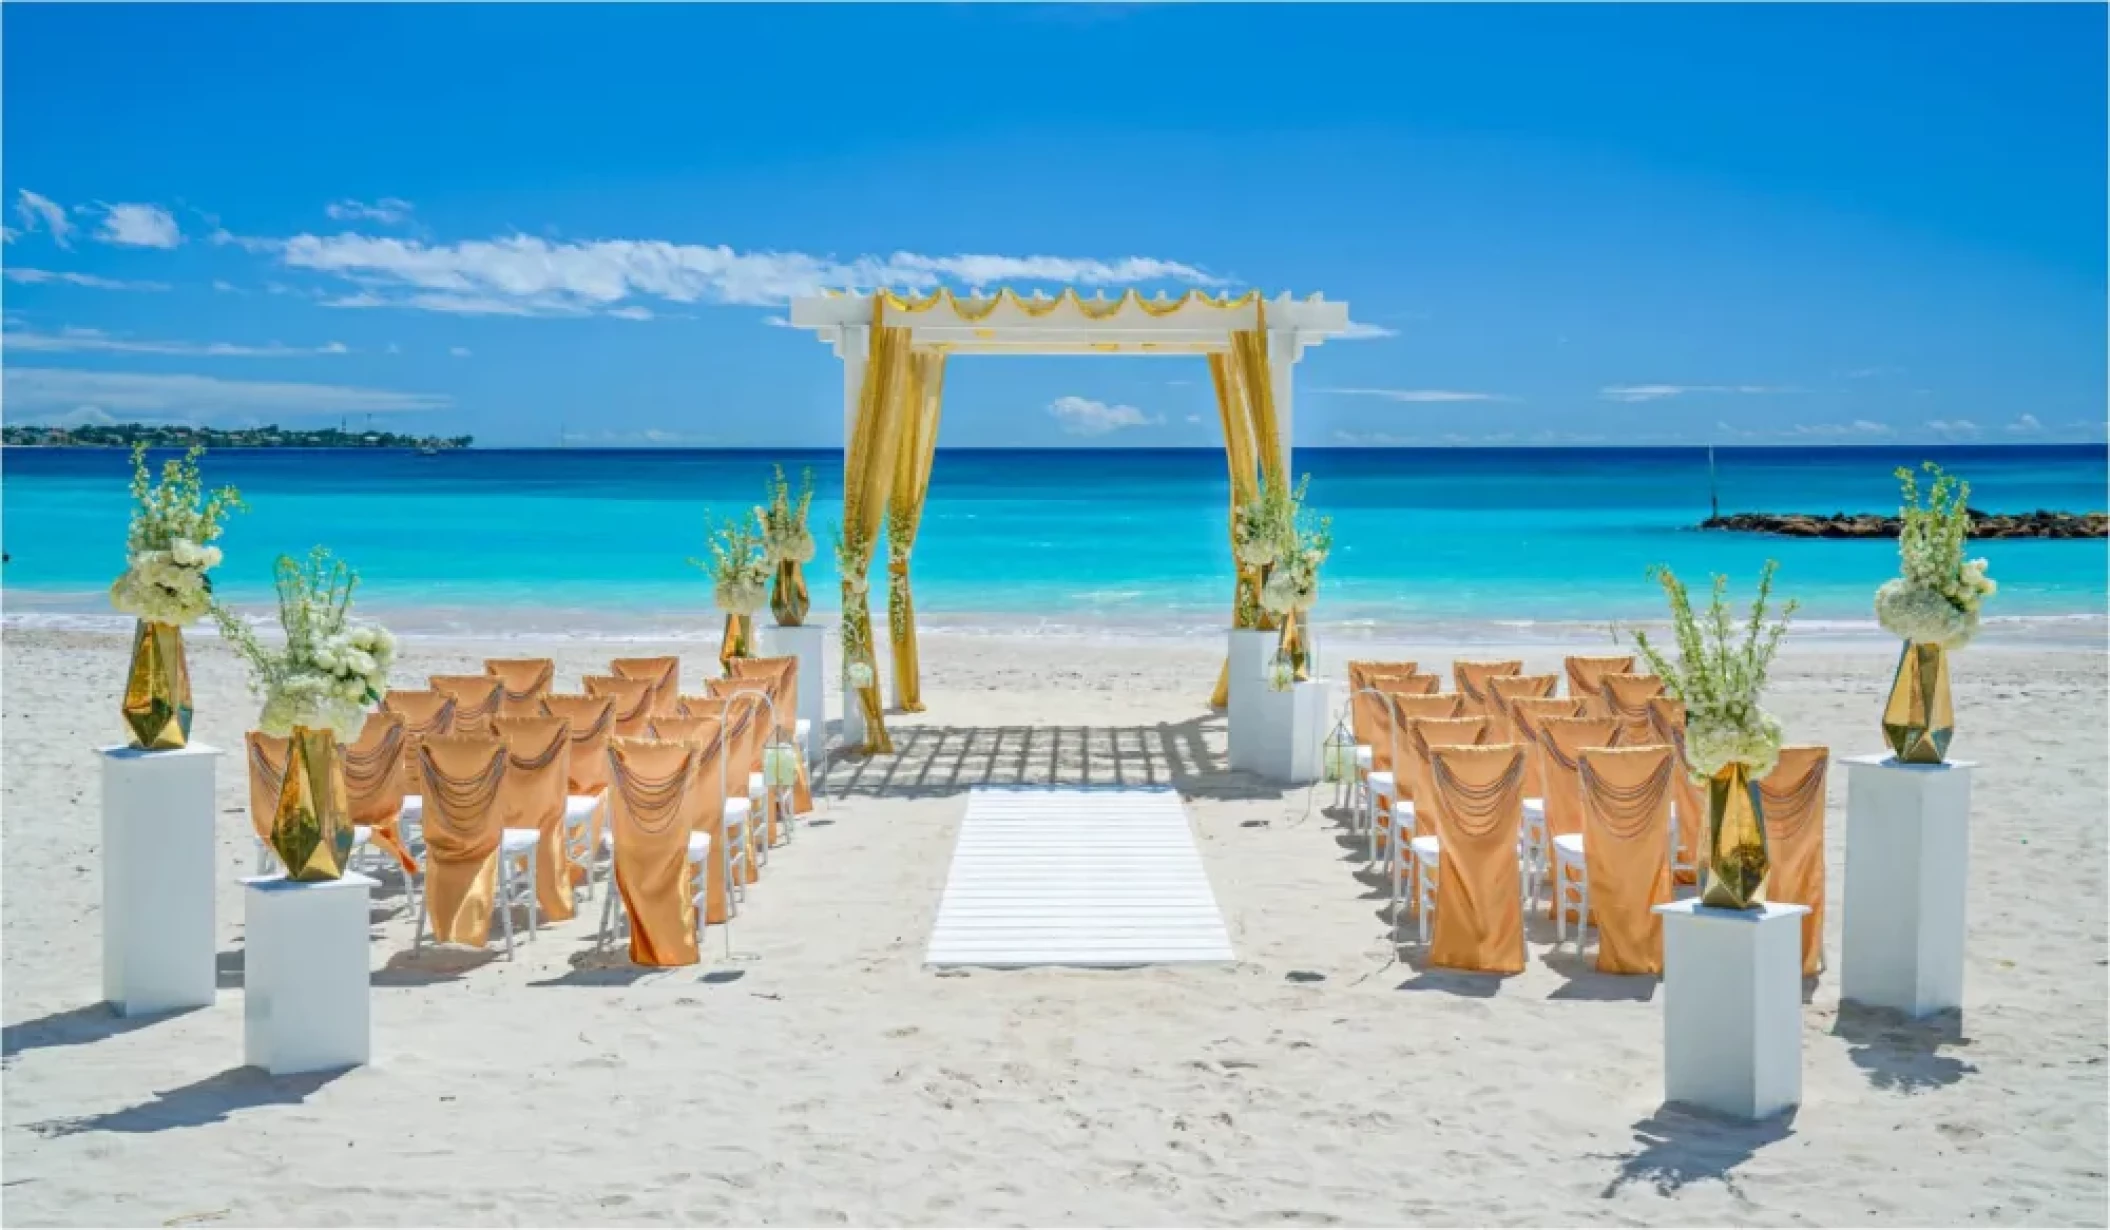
left=3, top=624, right=2105, bottom=1226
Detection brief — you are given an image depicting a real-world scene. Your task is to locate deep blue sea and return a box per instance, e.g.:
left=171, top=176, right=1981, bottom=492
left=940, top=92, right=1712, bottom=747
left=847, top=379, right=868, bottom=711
left=3, top=445, right=2102, bottom=636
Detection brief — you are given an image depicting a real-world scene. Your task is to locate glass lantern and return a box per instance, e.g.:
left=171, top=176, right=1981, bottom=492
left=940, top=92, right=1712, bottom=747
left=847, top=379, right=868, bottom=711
left=1322, top=719, right=1357, bottom=784
left=1266, top=650, right=1295, bottom=693
left=763, top=740, right=802, bottom=788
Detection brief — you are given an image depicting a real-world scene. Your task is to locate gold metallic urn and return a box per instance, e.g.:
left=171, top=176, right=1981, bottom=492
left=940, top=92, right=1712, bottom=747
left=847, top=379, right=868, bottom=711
left=1277, top=609, right=1312, bottom=683
left=770, top=559, right=810, bottom=627
left=1700, top=762, right=1769, bottom=910
left=270, top=725, right=355, bottom=881
left=122, top=620, right=194, bottom=750
left=1882, top=641, right=1954, bottom=764
left=719, top=613, right=755, bottom=677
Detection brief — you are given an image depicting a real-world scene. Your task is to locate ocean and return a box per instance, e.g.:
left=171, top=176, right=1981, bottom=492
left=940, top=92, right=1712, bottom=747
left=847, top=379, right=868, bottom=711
left=3, top=445, right=2102, bottom=638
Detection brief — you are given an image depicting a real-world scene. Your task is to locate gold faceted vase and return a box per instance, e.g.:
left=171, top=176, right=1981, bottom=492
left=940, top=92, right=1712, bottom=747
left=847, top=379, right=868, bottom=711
left=1882, top=640, right=1954, bottom=764
left=770, top=559, right=810, bottom=627
left=271, top=725, right=355, bottom=881
left=1277, top=608, right=1312, bottom=682
left=1700, top=762, right=1769, bottom=910
left=122, top=620, right=194, bottom=750
left=719, top=613, right=755, bottom=676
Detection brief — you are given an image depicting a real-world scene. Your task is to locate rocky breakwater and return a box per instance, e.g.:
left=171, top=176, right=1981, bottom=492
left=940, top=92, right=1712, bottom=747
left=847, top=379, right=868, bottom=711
left=1701, top=509, right=2107, bottom=539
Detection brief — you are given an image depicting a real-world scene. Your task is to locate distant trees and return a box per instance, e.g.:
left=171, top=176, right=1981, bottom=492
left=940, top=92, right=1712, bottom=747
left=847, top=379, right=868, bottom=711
left=1, top=423, right=474, bottom=450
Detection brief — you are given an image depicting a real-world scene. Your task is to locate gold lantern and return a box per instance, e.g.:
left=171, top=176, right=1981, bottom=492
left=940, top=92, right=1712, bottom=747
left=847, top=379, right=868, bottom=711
left=1700, top=762, right=1769, bottom=910
left=121, top=620, right=194, bottom=750
left=270, top=725, right=356, bottom=881
left=1882, top=641, right=1954, bottom=765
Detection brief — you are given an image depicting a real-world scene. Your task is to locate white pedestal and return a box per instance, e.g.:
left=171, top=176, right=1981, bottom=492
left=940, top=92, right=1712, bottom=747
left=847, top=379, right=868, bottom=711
left=1225, top=629, right=1277, bottom=773
left=1655, top=900, right=1809, bottom=1120
left=243, top=873, right=375, bottom=1075
left=1841, top=754, right=1975, bottom=1018
left=101, top=743, right=221, bottom=1017
left=759, top=622, right=829, bottom=767
left=1253, top=678, right=1331, bottom=785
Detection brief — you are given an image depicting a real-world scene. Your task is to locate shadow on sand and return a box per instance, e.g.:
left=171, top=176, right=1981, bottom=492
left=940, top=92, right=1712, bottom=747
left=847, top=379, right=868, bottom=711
left=26, top=1066, right=350, bottom=1138
left=1600, top=1105, right=1798, bottom=1198
left=1832, top=1001, right=1976, bottom=1093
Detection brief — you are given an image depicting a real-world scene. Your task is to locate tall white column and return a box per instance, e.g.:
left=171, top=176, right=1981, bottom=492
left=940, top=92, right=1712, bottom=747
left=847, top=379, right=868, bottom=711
left=103, top=743, right=221, bottom=1017
left=1840, top=755, right=1975, bottom=1017
left=838, top=323, right=870, bottom=749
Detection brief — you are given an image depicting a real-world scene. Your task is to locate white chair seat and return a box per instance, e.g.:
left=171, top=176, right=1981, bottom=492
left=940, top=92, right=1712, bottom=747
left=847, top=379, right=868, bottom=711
left=794, top=718, right=812, bottom=745
left=727, top=796, right=752, bottom=821
left=1523, top=798, right=1545, bottom=820
left=1553, top=832, right=1585, bottom=863
left=1408, top=835, right=1440, bottom=864
left=687, top=833, right=711, bottom=863
left=1368, top=771, right=1395, bottom=799
left=400, top=796, right=423, bottom=823
left=501, top=828, right=540, bottom=854
left=747, top=770, right=766, bottom=797
left=1355, top=745, right=1373, bottom=769
left=352, top=825, right=373, bottom=848
left=564, top=795, right=601, bottom=822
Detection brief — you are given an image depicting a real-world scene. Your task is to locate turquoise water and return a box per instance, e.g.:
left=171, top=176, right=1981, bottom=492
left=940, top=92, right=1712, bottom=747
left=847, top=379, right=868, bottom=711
left=3, top=445, right=2102, bottom=633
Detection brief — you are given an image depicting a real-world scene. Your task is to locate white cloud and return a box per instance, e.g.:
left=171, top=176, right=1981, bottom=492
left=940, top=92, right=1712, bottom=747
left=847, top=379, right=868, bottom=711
left=1321, top=386, right=1513, bottom=403
left=4, top=267, right=171, bottom=292
left=1925, top=418, right=1981, bottom=439
left=97, top=203, right=181, bottom=248
left=3, top=327, right=352, bottom=358
left=1600, top=384, right=1787, bottom=402
left=449, top=346, right=471, bottom=358
left=15, top=190, right=72, bottom=247
left=2006, top=414, right=2043, bottom=435
left=1716, top=419, right=1894, bottom=441
left=325, top=197, right=414, bottom=225
left=761, top=314, right=795, bottom=328
left=1047, top=395, right=1162, bottom=436
left=3, top=367, right=451, bottom=420
left=606, top=306, right=654, bottom=321
left=1333, top=430, right=1418, bottom=446
left=275, top=231, right=1225, bottom=316
left=1184, top=414, right=1203, bottom=424
left=1844, top=366, right=1903, bottom=380
left=1337, top=320, right=1399, bottom=341
left=212, top=280, right=244, bottom=293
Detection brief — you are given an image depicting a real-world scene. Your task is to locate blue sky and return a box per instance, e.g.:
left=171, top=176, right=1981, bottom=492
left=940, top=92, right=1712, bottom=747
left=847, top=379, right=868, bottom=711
left=3, top=3, right=2103, bottom=449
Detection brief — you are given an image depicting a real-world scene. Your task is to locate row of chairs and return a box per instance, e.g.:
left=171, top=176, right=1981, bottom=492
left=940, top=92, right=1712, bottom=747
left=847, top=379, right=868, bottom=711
left=246, top=654, right=814, bottom=968
left=1339, top=657, right=1827, bottom=978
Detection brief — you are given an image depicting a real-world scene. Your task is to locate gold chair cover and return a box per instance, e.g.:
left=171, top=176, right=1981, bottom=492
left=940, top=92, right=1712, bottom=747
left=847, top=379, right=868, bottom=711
left=647, top=717, right=737, bottom=923
left=704, top=681, right=772, bottom=868
left=1374, top=692, right=1466, bottom=782
left=491, top=715, right=576, bottom=923
left=1758, top=745, right=1830, bottom=976
left=380, top=689, right=456, bottom=796
left=245, top=731, right=289, bottom=845
left=584, top=674, right=656, bottom=740
left=1563, top=654, right=1635, bottom=718
left=1600, top=673, right=1666, bottom=746
left=1537, top=715, right=1622, bottom=921
left=429, top=674, right=504, bottom=739
left=483, top=657, right=555, bottom=718
left=606, top=737, right=701, bottom=967
left=729, top=655, right=814, bottom=816
left=1486, top=673, right=1559, bottom=748
left=1645, top=697, right=1706, bottom=886
left=1507, top=695, right=1585, bottom=801
left=540, top=694, right=615, bottom=884
left=417, top=736, right=508, bottom=947
left=611, top=655, right=681, bottom=716
left=1452, top=659, right=1524, bottom=720
left=1348, top=660, right=1419, bottom=694
left=345, top=712, right=415, bottom=875
left=1425, top=743, right=1529, bottom=974
left=1577, top=745, right=1677, bottom=975
left=1387, top=715, right=1490, bottom=874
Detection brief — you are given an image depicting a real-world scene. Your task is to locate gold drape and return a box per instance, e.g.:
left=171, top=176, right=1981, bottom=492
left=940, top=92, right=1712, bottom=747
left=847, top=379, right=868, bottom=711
left=886, top=351, right=947, bottom=713
left=1207, top=351, right=1266, bottom=707
left=841, top=300, right=914, bottom=754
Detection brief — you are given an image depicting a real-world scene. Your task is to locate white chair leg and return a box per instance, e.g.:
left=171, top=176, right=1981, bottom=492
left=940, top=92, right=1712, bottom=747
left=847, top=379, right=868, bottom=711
left=496, top=859, right=517, bottom=960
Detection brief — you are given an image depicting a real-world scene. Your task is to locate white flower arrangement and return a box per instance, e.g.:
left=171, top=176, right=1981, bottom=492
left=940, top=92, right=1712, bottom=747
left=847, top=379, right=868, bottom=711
left=1633, top=561, right=1798, bottom=782
left=1266, top=651, right=1296, bottom=693
left=691, top=516, right=771, bottom=616
left=212, top=547, right=395, bottom=738
left=1232, top=478, right=1299, bottom=569
left=846, top=660, right=876, bottom=690
left=1874, top=463, right=1996, bottom=650
left=758, top=464, right=817, bottom=565
left=108, top=444, right=243, bottom=625
left=1259, top=484, right=1332, bottom=618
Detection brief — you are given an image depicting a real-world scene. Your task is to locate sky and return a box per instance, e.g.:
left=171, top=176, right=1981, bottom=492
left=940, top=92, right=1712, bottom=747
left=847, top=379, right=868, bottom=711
left=2, top=3, right=2104, bottom=449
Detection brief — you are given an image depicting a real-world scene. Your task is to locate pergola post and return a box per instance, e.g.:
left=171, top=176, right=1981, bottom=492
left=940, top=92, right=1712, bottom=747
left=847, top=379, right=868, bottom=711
left=837, top=323, right=870, bottom=748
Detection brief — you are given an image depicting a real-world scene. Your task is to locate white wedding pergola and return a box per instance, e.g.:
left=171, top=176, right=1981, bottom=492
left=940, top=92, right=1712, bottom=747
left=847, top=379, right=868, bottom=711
left=787, top=288, right=1352, bottom=471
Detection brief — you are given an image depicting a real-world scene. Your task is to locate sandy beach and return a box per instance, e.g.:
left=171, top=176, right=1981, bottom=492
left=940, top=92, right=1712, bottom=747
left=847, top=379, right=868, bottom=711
left=3, top=623, right=2105, bottom=1227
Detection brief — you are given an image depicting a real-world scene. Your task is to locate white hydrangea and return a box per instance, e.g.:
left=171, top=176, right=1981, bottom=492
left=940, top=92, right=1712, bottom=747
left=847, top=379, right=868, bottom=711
left=1875, top=578, right=1980, bottom=650
left=715, top=578, right=767, bottom=616
left=1686, top=708, right=1784, bottom=782
left=846, top=661, right=876, bottom=689
left=763, top=523, right=816, bottom=566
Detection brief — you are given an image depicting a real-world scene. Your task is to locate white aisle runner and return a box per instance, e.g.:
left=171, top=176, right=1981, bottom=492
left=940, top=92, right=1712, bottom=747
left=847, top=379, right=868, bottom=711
left=925, top=786, right=1235, bottom=969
